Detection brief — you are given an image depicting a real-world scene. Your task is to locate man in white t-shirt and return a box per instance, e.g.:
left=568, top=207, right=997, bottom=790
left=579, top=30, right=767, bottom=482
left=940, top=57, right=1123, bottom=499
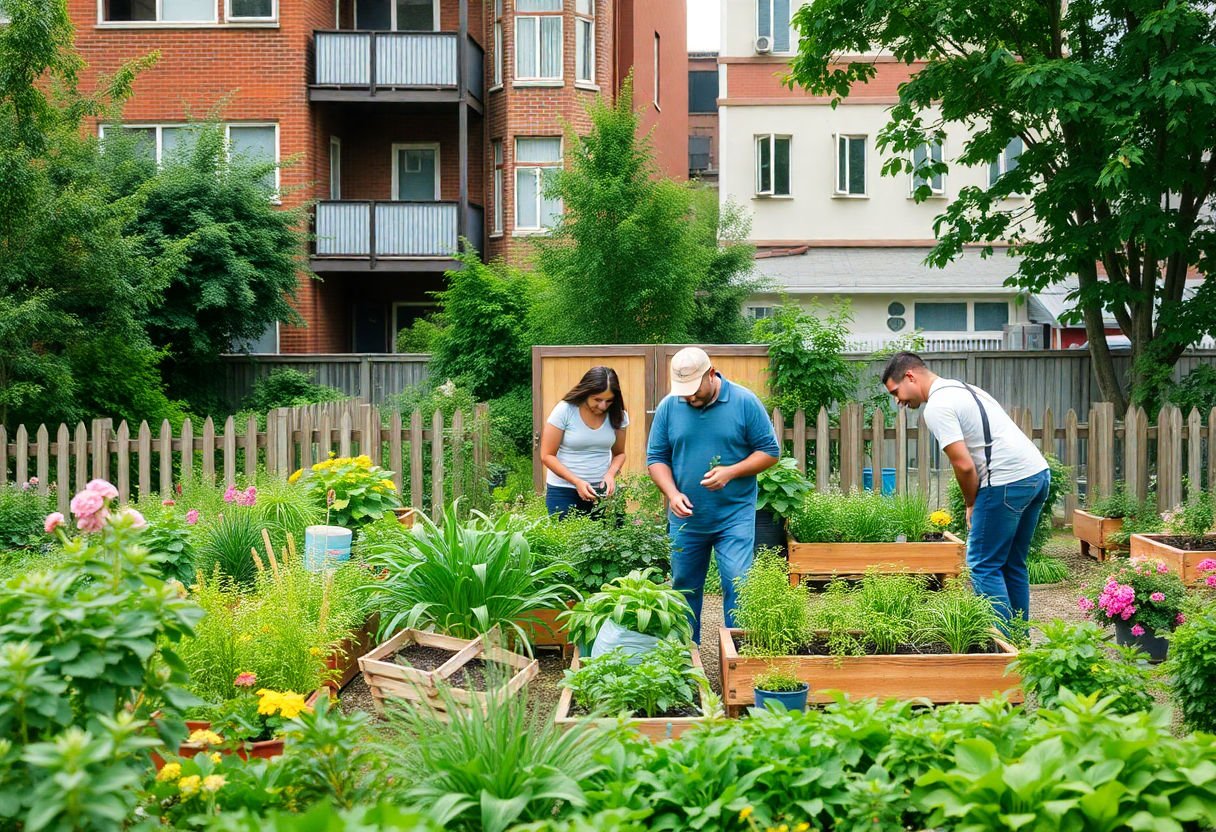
left=882, top=351, right=1049, bottom=624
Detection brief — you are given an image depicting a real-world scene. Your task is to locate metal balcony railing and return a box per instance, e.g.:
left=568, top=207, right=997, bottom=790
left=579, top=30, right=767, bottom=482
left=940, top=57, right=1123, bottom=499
left=314, top=31, right=483, bottom=99
left=315, top=201, right=459, bottom=259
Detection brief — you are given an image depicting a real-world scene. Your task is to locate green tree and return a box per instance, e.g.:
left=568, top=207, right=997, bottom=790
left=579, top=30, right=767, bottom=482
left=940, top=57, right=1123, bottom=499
left=752, top=300, right=860, bottom=416
left=536, top=80, right=708, bottom=344
left=788, top=0, right=1216, bottom=411
left=688, top=188, right=763, bottom=344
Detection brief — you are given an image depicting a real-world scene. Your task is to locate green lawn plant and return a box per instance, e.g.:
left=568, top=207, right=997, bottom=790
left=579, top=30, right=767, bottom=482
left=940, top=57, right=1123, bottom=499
left=563, top=639, right=709, bottom=719
left=1012, top=620, right=1156, bottom=716
left=362, top=503, right=573, bottom=645
left=917, top=580, right=1001, bottom=655
left=559, top=568, right=692, bottom=649
left=294, top=454, right=402, bottom=529
left=1026, top=550, right=1069, bottom=585
left=755, top=457, right=811, bottom=518
left=195, top=505, right=264, bottom=585
left=732, top=548, right=813, bottom=656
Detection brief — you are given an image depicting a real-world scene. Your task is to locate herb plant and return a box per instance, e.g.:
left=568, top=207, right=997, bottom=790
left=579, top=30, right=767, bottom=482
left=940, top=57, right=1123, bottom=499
left=1087, top=483, right=1138, bottom=519
left=563, top=639, right=707, bottom=718
left=753, top=666, right=805, bottom=693
left=196, top=506, right=264, bottom=585
left=755, top=457, right=811, bottom=518
left=788, top=490, right=941, bottom=544
left=559, top=568, right=692, bottom=648
left=1161, top=490, right=1215, bottom=545
left=914, top=581, right=1000, bottom=654
left=733, top=548, right=813, bottom=656
left=564, top=503, right=671, bottom=593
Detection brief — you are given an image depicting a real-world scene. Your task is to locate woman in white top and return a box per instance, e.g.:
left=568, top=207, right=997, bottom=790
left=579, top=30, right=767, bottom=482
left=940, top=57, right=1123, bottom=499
left=540, top=366, right=629, bottom=518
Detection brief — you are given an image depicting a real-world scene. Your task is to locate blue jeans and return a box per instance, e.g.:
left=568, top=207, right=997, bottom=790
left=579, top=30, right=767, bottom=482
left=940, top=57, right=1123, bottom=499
left=670, top=518, right=755, bottom=642
left=545, top=483, right=602, bottom=519
left=967, top=469, right=1051, bottom=624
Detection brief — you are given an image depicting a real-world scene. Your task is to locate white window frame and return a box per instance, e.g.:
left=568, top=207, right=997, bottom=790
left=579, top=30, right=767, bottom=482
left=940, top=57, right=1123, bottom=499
left=754, top=133, right=791, bottom=197
left=988, top=136, right=1024, bottom=189
left=575, top=0, right=595, bottom=87
left=755, top=0, right=794, bottom=54
left=492, top=0, right=503, bottom=89
left=491, top=139, right=504, bottom=236
left=352, top=0, right=439, bottom=31
left=329, top=136, right=341, bottom=200
left=225, top=0, right=276, bottom=22
left=972, top=301, right=1010, bottom=332
left=97, top=0, right=219, bottom=25
left=225, top=122, right=281, bottom=194
left=390, top=142, right=441, bottom=201
left=514, top=12, right=563, bottom=83
left=833, top=133, right=868, bottom=197
left=909, top=140, right=945, bottom=197
left=745, top=306, right=776, bottom=321
left=514, top=136, right=562, bottom=234
left=98, top=122, right=281, bottom=193
left=653, top=32, right=661, bottom=109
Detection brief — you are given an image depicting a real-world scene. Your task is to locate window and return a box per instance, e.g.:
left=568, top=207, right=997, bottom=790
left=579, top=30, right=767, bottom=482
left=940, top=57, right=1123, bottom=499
left=392, top=144, right=439, bottom=201
left=689, top=70, right=717, bottom=113
left=886, top=301, right=906, bottom=332
left=746, top=306, right=775, bottom=321
left=911, top=141, right=944, bottom=196
left=355, top=0, right=436, bottom=31
left=227, top=0, right=274, bottom=20
left=689, top=135, right=711, bottom=173
left=834, top=134, right=866, bottom=196
left=515, top=2, right=562, bottom=82
left=915, top=302, right=967, bottom=332
left=653, top=33, right=661, bottom=108
left=492, top=139, right=504, bottom=234
left=102, top=0, right=215, bottom=23
left=515, top=137, right=562, bottom=232
left=756, top=0, right=791, bottom=52
left=576, top=0, right=595, bottom=84
left=493, top=0, right=503, bottom=87
left=329, top=137, right=341, bottom=200
left=100, top=123, right=279, bottom=191
left=988, top=136, right=1023, bottom=187
left=396, top=0, right=435, bottom=30
left=228, top=124, right=278, bottom=191
left=974, top=302, right=1009, bottom=331
left=755, top=134, right=790, bottom=196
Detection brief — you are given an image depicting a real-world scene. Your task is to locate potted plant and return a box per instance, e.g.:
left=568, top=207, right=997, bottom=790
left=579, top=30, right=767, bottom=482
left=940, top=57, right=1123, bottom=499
left=755, top=457, right=811, bottom=554
left=1074, top=485, right=1137, bottom=561
left=785, top=490, right=965, bottom=583
left=719, top=553, right=1020, bottom=716
left=554, top=639, right=718, bottom=741
left=1130, top=492, right=1216, bottom=584
left=752, top=665, right=809, bottom=713
left=558, top=568, right=693, bottom=657
left=1078, top=558, right=1188, bottom=661
left=171, top=676, right=326, bottom=763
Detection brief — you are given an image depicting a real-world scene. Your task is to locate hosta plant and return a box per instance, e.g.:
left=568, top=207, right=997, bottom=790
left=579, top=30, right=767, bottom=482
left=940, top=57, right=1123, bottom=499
left=755, top=457, right=811, bottom=518
left=559, top=568, right=693, bottom=648
left=1165, top=597, right=1216, bottom=734
left=294, top=454, right=402, bottom=528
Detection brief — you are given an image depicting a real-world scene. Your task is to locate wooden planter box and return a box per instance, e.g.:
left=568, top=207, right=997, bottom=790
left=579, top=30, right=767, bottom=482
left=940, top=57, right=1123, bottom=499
left=718, top=627, right=1021, bottom=717
left=786, top=532, right=966, bottom=584
left=554, top=647, right=710, bottom=742
left=517, top=603, right=575, bottom=657
left=358, top=627, right=538, bottom=717
left=326, top=614, right=380, bottom=692
left=1130, top=533, right=1216, bottom=585
left=1073, top=510, right=1125, bottom=561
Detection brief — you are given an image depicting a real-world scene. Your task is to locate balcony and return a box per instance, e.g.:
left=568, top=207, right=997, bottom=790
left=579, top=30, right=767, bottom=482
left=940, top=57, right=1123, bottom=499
left=312, top=201, right=484, bottom=272
left=311, top=31, right=484, bottom=107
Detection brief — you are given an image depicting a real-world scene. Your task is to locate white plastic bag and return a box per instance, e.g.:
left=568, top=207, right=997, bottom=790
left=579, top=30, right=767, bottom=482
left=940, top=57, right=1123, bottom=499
left=590, top=617, right=660, bottom=664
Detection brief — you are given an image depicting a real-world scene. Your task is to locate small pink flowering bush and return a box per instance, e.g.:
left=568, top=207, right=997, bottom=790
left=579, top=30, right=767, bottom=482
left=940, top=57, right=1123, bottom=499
left=1079, top=558, right=1188, bottom=634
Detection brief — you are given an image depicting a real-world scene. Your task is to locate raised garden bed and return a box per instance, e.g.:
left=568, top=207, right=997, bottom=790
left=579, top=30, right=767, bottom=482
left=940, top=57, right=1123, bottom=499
left=718, top=626, right=1021, bottom=717
left=517, top=603, right=574, bottom=657
left=357, top=627, right=538, bottom=717
left=326, top=614, right=380, bottom=691
left=1130, top=533, right=1216, bottom=585
left=785, top=532, right=966, bottom=584
left=1073, top=510, right=1126, bottom=561
left=554, top=646, right=711, bottom=742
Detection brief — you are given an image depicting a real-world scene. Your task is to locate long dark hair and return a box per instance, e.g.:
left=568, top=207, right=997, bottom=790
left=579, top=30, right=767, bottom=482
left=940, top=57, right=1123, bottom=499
left=562, top=366, right=626, bottom=429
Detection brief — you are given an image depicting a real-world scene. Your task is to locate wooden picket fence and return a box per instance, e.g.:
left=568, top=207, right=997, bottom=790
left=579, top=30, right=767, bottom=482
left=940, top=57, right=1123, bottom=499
left=0, top=400, right=491, bottom=517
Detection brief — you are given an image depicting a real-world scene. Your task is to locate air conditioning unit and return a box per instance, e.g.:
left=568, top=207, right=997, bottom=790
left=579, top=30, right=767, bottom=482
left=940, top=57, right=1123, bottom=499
left=754, top=35, right=773, bottom=53
left=1003, top=323, right=1046, bottom=350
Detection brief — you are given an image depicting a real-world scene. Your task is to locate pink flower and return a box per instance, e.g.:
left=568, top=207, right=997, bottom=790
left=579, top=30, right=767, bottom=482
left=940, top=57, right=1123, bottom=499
left=233, top=672, right=257, bottom=688
left=1177, top=613, right=1187, bottom=625
left=1077, top=597, right=1095, bottom=612
left=1157, top=563, right=1169, bottom=574
left=28, top=476, right=38, bottom=487
left=185, top=509, right=200, bottom=525
left=70, top=489, right=109, bottom=533
left=118, top=508, right=147, bottom=529
left=162, top=498, right=176, bottom=507
left=1198, top=559, right=1216, bottom=573
left=223, top=484, right=238, bottom=503
left=1131, top=624, right=1145, bottom=637
left=86, top=479, right=118, bottom=500
left=1206, top=575, right=1216, bottom=588
left=44, top=512, right=65, bottom=534
left=1150, top=592, right=1165, bottom=602
left=236, top=486, right=257, bottom=507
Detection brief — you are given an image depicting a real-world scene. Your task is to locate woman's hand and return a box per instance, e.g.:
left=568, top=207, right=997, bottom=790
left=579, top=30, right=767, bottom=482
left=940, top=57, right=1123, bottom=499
left=575, top=479, right=600, bottom=502
left=601, top=472, right=617, bottom=497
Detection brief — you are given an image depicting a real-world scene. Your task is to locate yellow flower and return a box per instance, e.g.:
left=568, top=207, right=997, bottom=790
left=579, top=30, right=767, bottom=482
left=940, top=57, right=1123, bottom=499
left=178, top=775, right=202, bottom=798
left=379, top=479, right=395, bottom=491
left=188, top=729, right=223, bottom=747
left=929, top=509, right=952, bottom=528
left=355, top=454, right=372, bottom=467
left=202, top=774, right=226, bottom=793
left=739, top=806, right=753, bottom=822
left=275, top=691, right=311, bottom=719
left=309, top=646, right=323, bottom=656
left=794, top=825, right=811, bottom=832
left=209, top=752, right=222, bottom=764
left=238, top=633, right=252, bottom=643
left=328, top=450, right=336, bottom=458
left=288, top=468, right=303, bottom=484
left=256, top=689, right=283, bottom=715
left=156, top=763, right=182, bottom=782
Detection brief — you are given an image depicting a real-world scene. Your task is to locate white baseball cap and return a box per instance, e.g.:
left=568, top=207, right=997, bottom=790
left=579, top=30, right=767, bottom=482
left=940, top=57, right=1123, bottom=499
left=669, top=347, right=712, bottom=396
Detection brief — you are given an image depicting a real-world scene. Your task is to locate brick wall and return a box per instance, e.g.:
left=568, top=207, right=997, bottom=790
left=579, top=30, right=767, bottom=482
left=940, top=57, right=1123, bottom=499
left=722, top=58, right=924, bottom=103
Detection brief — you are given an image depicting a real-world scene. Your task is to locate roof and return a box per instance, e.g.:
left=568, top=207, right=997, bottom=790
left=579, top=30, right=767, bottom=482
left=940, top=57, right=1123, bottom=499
left=751, top=247, right=1025, bottom=295
left=1032, top=277, right=1206, bottom=327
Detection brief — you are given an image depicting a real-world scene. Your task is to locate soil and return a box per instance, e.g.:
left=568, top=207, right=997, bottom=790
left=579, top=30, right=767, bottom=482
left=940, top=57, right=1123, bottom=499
left=922, top=532, right=947, bottom=541
left=1152, top=536, right=1216, bottom=551
left=390, top=644, right=512, bottom=692
left=567, top=703, right=700, bottom=719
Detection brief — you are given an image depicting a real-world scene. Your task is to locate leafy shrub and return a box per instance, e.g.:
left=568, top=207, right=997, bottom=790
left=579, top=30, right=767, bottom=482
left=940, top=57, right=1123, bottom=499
left=295, top=455, right=402, bottom=529
left=563, top=639, right=707, bottom=718
left=276, top=698, right=387, bottom=810
left=564, top=499, right=671, bottom=593
left=395, top=315, right=442, bottom=354
left=1087, top=482, right=1139, bottom=518
left=1161, top=490, right=1215, bottom=544
left=0, top=482, right=52, bottom=549
left=488, top=383, right=533, bottom=455
left=140, top=502, right=197, bottom=583
left=388, top=377, right=477, bottom=422
left=733, top=548, right=812, bottom=656
left=242, top=368, right=345, bottom=414
left=755, top=457, right=811, bottom=518
left=751, top=300, right=859, bottom=417
left=352, top=510, right=412, bottom=560
left=1165, top=363, right=1216, bottom=417
left=559, top=568, right=692, bottom=648
left=362, top=504, right=572, bottom=644
left=1011, top=619, right=1156, bottom=715
left=1165, top=597, right=1216, bottom=734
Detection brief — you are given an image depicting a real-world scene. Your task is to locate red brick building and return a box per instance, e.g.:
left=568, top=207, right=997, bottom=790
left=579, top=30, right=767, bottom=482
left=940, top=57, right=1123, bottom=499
left=70, top=0, right=686, bottom=352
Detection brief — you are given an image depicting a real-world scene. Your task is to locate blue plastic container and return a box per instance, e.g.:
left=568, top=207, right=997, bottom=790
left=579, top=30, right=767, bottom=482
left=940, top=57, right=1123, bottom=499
left=753, top=682, right=810, bottom=713
left=303, top=525, right=353, bottom=571
left=862, top=467, right=897, bottom=496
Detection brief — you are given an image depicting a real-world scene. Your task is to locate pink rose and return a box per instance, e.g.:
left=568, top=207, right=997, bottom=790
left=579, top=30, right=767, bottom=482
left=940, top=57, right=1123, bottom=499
left=1131, top=624, right=1145, bottom=636
left=70, top=489, right=105, bottom=520
left=85, top=479, right=118, bottom=500
left=28, top=476, right=38, bottom=487
left=186, top=509, right=200, bottom=525
left=118, top=508, right=147, bottom=529
left=1150, top=592, right=1165, bottom=602
left=44, top=512, right=65, bottom=534
left=76, top=510, right=108, bottom=534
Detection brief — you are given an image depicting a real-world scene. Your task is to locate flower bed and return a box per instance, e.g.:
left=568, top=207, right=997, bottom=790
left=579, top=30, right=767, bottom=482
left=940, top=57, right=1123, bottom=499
left=719, top=627, right=1021, bottom=716
left=1072, top=509, right=1125, bottom=561
left=358, top=627, right=538, bottom=716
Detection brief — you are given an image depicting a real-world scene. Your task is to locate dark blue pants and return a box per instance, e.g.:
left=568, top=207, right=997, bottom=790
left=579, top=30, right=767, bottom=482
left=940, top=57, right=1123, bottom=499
left=967, top=469, right=1051, bottom=623
left=545, top=483, right=602, bottom=519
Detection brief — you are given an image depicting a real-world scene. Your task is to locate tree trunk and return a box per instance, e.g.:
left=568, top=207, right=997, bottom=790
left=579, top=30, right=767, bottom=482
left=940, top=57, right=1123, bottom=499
left=1082, top=300, right=1128, bottom=413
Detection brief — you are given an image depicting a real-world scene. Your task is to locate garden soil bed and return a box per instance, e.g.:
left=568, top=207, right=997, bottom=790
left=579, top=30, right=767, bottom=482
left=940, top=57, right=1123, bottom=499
left=1072, top=510, right=1126, bottom=561
left=554, top=647, right=712, bottom=742
left=719, top=626, right=1021, bottom=717
left=734, top=635, right=1005, bottom=657
left=786, top=532, right=965, bottom=583
left=1130, top=533, right=1216, bottom=584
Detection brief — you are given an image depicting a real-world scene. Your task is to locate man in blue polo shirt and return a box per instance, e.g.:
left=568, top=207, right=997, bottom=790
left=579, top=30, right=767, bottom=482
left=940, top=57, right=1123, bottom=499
left=647, top=347, right=780, bottom=641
